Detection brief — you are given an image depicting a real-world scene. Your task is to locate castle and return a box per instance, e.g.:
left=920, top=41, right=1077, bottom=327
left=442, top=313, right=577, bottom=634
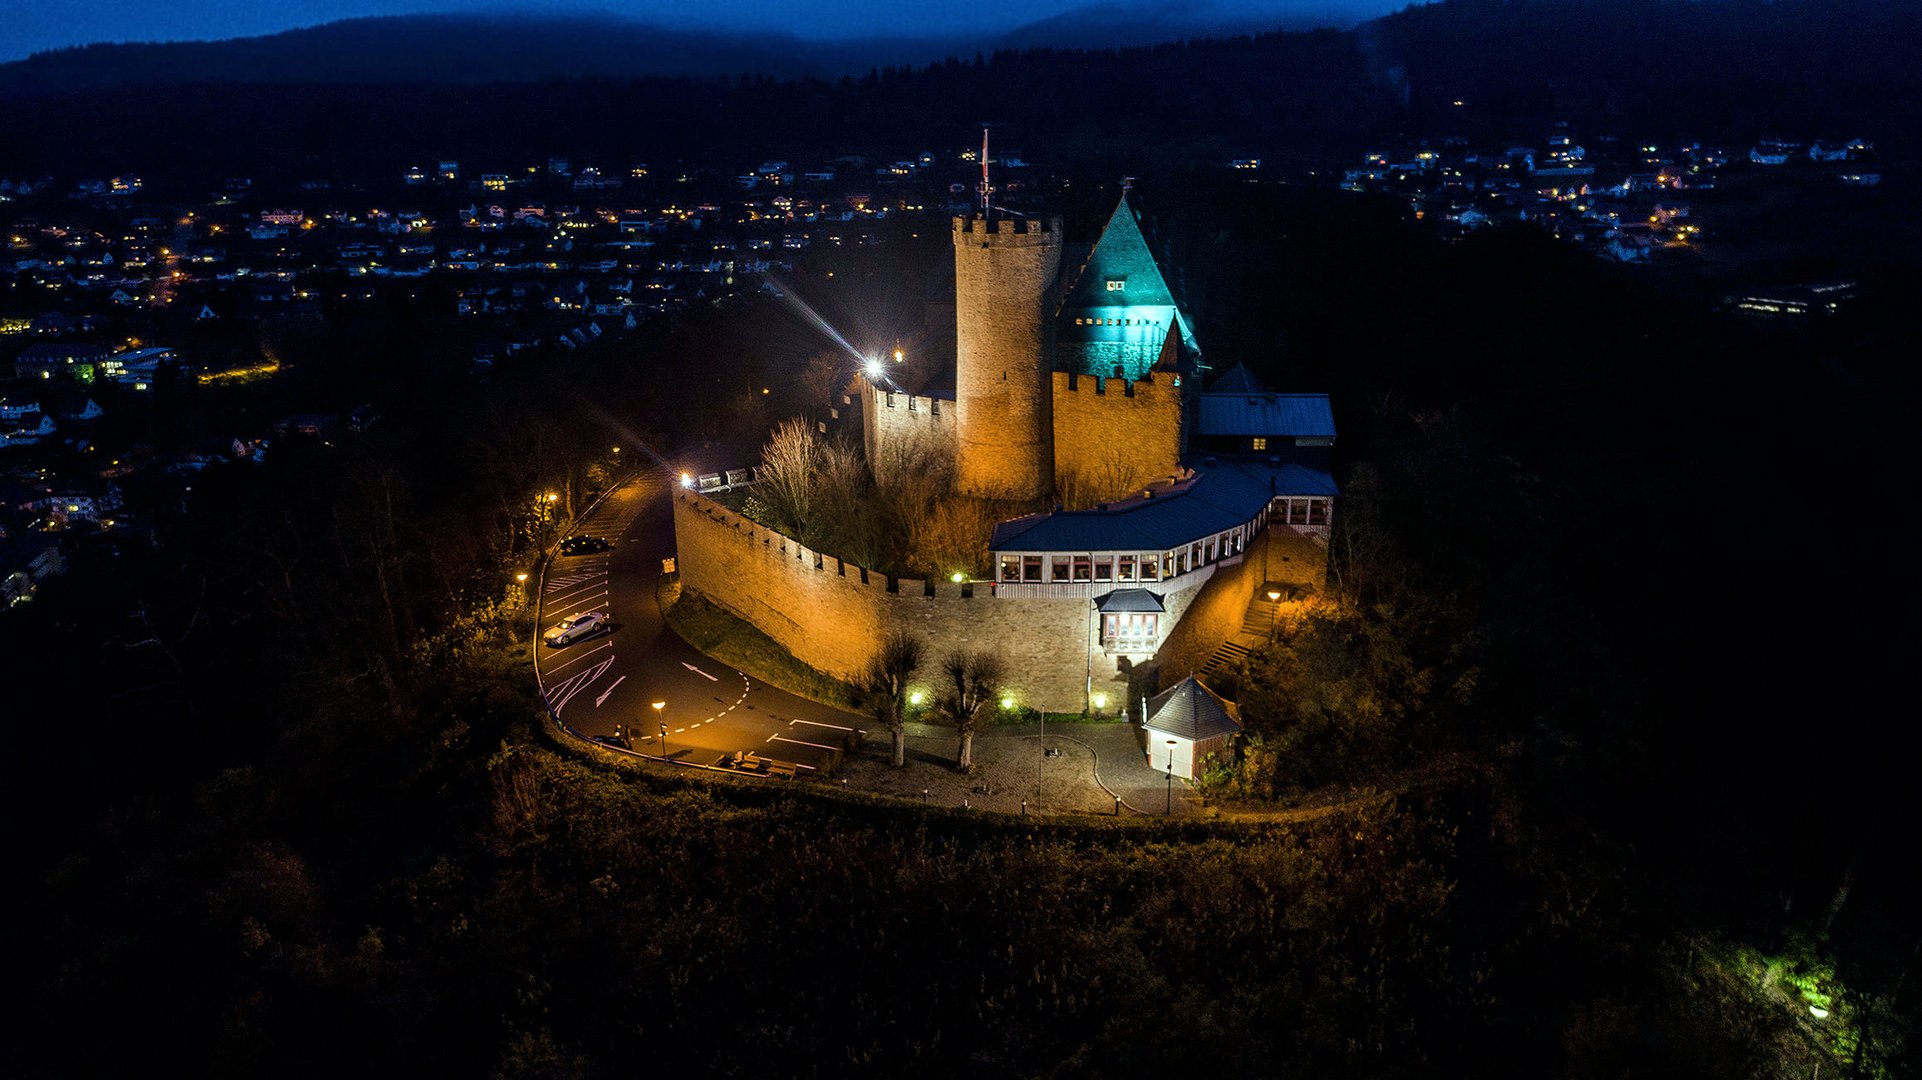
left=674, top=189, right=1338, bottom=734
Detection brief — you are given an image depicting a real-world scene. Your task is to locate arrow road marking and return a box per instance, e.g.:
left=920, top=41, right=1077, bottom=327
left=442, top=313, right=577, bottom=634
left=682, top=662, right=718, bottom=682
left=595, top=675, right=626, bottom=707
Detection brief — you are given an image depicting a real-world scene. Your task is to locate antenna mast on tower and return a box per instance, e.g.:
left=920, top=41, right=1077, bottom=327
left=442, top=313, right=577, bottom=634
left=977, top=124, right=994, bottom=219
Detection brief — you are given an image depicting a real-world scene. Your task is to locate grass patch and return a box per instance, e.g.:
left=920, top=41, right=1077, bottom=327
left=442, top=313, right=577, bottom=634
left=660, top=578, right=863, bottom=710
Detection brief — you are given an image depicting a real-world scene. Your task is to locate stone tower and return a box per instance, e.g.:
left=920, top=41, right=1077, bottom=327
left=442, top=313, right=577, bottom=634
left=952, top=214, right=1062, bottom=501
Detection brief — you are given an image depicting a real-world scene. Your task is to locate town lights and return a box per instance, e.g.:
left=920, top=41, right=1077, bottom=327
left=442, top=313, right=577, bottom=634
left=909, top=690, right=924, bottom=706
left=863, top=358, right=885, bottom=379
left=892, top=348, right=904, bottom=363
left=950, top=572, right=965, bottom=584
left=1092, top=693, right=1107, bottom=711
left=679, top=471, right=693, bottom=489
left=1000, top=696, right=1014, bottom=710
left=516, top=572, right=528, bottom=583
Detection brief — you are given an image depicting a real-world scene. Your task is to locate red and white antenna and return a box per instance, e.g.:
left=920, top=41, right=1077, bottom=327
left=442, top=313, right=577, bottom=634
left=977, top=124, right=994, bottom=219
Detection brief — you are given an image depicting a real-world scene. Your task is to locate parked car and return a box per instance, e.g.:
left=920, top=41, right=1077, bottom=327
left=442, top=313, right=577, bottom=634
left=560, top=535, right=611, bottom=555
left=543, top=610, right=609, bottom=646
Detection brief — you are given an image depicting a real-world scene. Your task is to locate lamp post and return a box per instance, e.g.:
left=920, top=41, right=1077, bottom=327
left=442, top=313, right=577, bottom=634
left=1266, top=587, right=1282, bottom=637
left=1165, top=739, right=1177, bottom=814
left=651, top=700, right=667, bottom=759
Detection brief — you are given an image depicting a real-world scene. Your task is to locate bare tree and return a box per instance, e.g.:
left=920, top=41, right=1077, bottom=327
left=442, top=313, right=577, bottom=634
left=937, top=650, right=1005, bottom=772
left=1058, top=451, right=1143, bottom=511
left=907, top=496, right=1000, bottom=581
left=757, top=417, right=822, bottom=536
left=863, top=629, right=926, bottom=768
left=800, top=350, right=850, bottom=407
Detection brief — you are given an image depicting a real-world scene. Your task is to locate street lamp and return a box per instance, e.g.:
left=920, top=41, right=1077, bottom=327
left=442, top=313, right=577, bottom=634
left=1165, top=739, right=1178, bottom=814
left=652, top=700, right=667, bottom=759
left=1266, top=588, right=1282, bottom=636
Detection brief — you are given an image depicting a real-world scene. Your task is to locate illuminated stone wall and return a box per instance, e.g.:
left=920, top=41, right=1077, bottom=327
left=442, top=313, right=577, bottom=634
left=953, top=216, right=1061, bottom=501
left=859, top=379, right=957, bottom=487
left=1050, top=368, right=1184, bottom=506
left=1152, top=526, right=1329, bottom=688
left=673, top=489, right=1216, bottom=711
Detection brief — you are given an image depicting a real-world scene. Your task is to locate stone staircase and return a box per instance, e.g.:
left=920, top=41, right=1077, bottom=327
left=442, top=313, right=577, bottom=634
left=1200, top=640, right=1250, bottom=677
left=1198, top=585, right=1298, bottom=678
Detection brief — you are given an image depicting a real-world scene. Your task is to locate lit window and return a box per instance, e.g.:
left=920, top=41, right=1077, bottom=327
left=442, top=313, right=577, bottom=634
left=1116, top=555, right=1135, bottom=581
left=1138, top=556, right=1158, bottom=582
left=1072, top=555, right=1091, bottom=581
left=1252, top=437, right=1267, bottom=450
left=1000, top=555, right=1020, bottom=582
left=1105, top=279, right=1124, bottom=291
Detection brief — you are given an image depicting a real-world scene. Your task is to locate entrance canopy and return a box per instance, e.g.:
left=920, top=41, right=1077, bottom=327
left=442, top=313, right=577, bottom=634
left=1094, top=587, right=1164, bottom=614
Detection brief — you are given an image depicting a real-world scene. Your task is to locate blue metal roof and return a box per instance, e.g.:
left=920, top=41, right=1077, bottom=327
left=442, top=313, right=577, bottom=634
left=1195, top=393, right=1336, bottom=439
left=990, top=459, right=1336, bottom=553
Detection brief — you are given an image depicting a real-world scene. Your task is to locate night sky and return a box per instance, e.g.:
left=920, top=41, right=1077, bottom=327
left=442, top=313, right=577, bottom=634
left=3, top=0, right=1401, bottom=61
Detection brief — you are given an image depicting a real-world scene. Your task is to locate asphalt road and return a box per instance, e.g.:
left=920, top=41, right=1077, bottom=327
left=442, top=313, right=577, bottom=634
left=534, top=469, right=864, bottom=776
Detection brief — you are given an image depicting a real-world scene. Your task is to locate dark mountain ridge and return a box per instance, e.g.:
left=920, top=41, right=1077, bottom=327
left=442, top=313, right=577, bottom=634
left=0, top=0, right=1915, bottom=179
left=0, top=3, right=1369, bottom=95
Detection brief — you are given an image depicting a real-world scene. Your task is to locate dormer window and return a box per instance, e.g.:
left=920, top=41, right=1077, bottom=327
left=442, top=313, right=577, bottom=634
left=1105, top=278, right=1125, bottom=291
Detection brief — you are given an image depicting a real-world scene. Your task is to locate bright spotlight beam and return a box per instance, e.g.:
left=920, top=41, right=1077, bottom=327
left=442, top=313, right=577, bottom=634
left=765, top=274, right=864, bottom=364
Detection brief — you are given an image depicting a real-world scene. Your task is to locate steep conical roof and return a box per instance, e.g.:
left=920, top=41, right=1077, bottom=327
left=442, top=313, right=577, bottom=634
left=1060, top=193, right=1177, bottom=311
left=1143, top=675, right=1242, bottom=741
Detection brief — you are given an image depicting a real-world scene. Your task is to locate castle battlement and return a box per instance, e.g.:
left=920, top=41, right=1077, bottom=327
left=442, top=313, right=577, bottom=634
left=951, top=215, right=1063, bottom=245
left=1052, top=368, right=1178, bottom=399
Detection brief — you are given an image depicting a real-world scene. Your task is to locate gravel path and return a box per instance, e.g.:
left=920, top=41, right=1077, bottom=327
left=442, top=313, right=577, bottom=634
left=832, top=720, right=1200, bottom=816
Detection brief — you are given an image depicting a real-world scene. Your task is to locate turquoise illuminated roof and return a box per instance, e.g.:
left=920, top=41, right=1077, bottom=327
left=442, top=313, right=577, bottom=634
left=1060, top=194, right=1178, bottom=313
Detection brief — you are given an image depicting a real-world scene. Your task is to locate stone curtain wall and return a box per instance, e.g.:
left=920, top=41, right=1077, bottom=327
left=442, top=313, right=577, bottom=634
left=861, top=381, right=957, bottom=487
left=1050, top=370, right=1183, bottom=505
left=674, top=489, right=1151, bottom=711
left=1152, top=527, right=1329, bottom=689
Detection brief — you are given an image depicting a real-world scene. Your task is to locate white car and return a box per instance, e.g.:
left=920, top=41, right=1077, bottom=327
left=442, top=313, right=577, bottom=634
left=543, top=610, right=609, bottom=646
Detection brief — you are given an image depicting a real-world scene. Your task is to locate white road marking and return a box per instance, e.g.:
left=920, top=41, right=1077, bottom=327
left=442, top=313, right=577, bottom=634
left=544, top=585, right=608, bottom=609
left=547, top=656, right=616, bottom=714
left=541, top=639, right=613, bottom=673
left=594, top=675, right=626, bottom=707
left=767, top=733, right=839, bottom=752
left=789, top=718, right=855, bottom=732
left=682, top=662, right=718, bottom=682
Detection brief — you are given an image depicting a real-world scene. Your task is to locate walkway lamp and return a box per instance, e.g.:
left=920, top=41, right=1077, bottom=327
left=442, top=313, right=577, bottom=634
left=1165, top=739, right=1178, bottom=814
left=652, top=700, right=667, bottom=758
left=1266, top=588, right=1282, bottom=636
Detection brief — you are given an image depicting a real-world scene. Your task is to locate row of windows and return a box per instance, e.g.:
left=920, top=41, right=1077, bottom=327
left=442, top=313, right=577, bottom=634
left=1072, top=317, right=1157, bottom=327
left=994, top=498, right=1333, bottom=587
left=1103, top=612, right=1159, bottom=647
left=1277, top=497, right=1331, bottom=527
left=998, top=528, right=1250, bottom=585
